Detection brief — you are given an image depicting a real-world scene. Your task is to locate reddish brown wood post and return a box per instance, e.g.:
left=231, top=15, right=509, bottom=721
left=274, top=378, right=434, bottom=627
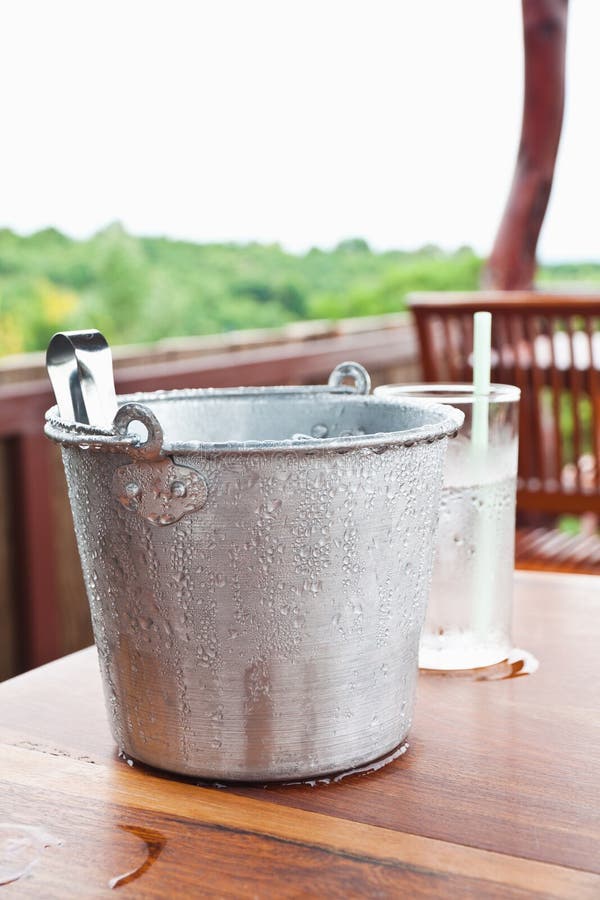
left=484, top=0, right=568, bottom=289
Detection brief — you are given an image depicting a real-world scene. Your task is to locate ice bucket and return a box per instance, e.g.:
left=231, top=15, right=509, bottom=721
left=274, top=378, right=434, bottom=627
left=45, top=331, right=463, bottom=782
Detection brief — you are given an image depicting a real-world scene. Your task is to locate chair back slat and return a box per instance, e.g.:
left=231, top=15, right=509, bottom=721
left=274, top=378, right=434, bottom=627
left=547, top=314, right=565, bottom=490
left=565, top=315, right=583, bottom=494
left=408, top=292, right=600, bottom=516
left=441, top=317, right=458, bottom=380
left=586, top=315, right=600, bottom=493
left=524, top=311, right=547, bottom=488
left=495, top=313, right=514, bottom=385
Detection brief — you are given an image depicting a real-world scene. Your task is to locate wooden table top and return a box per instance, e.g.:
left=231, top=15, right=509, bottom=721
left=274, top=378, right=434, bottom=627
left=1, top=570, right=598, bottom=898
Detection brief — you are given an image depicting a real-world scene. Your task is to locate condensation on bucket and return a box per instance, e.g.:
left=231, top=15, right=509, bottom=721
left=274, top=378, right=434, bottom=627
left=61, top=435, right=447, bottom=782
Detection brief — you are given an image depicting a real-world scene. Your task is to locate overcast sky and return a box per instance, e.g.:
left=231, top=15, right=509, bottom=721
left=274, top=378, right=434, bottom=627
left=0, top=1, right=597, bottom=261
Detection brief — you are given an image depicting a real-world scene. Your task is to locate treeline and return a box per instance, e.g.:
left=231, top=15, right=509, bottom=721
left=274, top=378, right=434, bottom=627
left=0, top=224, right=597, bottom=356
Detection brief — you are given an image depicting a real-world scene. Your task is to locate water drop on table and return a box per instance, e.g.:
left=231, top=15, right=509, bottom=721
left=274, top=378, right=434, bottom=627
left=108, top=825, right=166, bottom=890
left=0, top=824, right=61, bottom=886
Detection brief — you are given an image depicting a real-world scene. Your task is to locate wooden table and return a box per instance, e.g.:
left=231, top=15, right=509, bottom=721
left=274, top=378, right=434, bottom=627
left=1, top=571, right=598, bottom=898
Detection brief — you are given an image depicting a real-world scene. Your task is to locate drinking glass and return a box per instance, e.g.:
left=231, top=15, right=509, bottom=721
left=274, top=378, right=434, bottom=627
left=375, top=383, right=520, bottom=671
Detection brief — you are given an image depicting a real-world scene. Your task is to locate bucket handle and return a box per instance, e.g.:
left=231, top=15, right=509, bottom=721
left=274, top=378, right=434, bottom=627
left=112, top=402, right=165, bottom=459
left=327, top=362, right=371, bottom=395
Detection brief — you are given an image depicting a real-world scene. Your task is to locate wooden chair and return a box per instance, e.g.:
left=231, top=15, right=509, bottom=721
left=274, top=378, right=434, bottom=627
left=408, top=292, right=600, bottom=574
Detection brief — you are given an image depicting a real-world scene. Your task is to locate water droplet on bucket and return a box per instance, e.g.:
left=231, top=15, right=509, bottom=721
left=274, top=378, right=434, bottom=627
left=170, top=481, right=187, bottom=498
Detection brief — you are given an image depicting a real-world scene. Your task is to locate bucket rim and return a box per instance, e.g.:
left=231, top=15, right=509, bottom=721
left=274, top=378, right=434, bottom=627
left=44, top=385, right=464, bottom=456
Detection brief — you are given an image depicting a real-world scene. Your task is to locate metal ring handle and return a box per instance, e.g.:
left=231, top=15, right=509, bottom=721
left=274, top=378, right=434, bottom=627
left=113, top=403, right=164, bottom=459
left=327, top=362, right=371, bottom=395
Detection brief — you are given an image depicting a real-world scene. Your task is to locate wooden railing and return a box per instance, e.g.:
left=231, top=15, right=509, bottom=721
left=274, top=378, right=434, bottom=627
left=0, top=314, right=420, bottom=680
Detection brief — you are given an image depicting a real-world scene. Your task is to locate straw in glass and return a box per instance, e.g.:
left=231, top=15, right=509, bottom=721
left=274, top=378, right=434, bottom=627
left=471, top=312, right=493, bottom=638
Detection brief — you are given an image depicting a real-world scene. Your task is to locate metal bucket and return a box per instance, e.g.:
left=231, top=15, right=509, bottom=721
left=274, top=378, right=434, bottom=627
left=45, top=331, right=463, bottom=782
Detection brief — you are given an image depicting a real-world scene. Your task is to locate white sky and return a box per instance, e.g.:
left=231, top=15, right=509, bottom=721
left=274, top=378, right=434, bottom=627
left=0, top=0, right=597, bottom=261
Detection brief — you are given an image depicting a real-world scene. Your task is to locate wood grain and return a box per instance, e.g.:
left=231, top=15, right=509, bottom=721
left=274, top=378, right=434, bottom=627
left=0, top=571, right=598, bottom=897
left=407, top=292, right=600, bottom=312
left=2, top=747, right=598, bottom=899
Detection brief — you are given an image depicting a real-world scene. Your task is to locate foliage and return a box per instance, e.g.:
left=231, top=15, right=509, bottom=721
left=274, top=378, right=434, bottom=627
left=538, top=262, right=600, bottom=288
left=0, top=224, right=597, bottom=356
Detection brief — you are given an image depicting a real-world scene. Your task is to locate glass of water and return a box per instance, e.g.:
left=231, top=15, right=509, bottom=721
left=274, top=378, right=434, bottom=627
left=374, top=383, right=520, bottom=672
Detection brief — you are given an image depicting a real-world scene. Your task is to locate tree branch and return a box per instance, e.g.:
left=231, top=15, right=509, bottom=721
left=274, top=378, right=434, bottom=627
left=484, top=0, right=568, bottom=289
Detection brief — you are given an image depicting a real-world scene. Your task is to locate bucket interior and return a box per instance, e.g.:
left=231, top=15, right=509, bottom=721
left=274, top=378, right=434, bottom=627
left=126, top=393, right=451, bottom=445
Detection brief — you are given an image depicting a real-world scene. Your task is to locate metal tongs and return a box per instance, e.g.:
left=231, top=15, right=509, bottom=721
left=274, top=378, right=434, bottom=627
left=46, top=330, right=118, bottom=429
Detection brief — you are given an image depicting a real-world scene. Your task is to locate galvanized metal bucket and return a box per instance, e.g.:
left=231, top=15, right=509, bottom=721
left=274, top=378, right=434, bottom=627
left=45, top=331, right=463, bottom=782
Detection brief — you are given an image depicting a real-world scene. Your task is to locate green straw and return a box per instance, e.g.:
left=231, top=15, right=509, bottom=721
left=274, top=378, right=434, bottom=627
left=472, top=312, right=492, bottom=638
left=472, top=311, right=491, bottom=451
